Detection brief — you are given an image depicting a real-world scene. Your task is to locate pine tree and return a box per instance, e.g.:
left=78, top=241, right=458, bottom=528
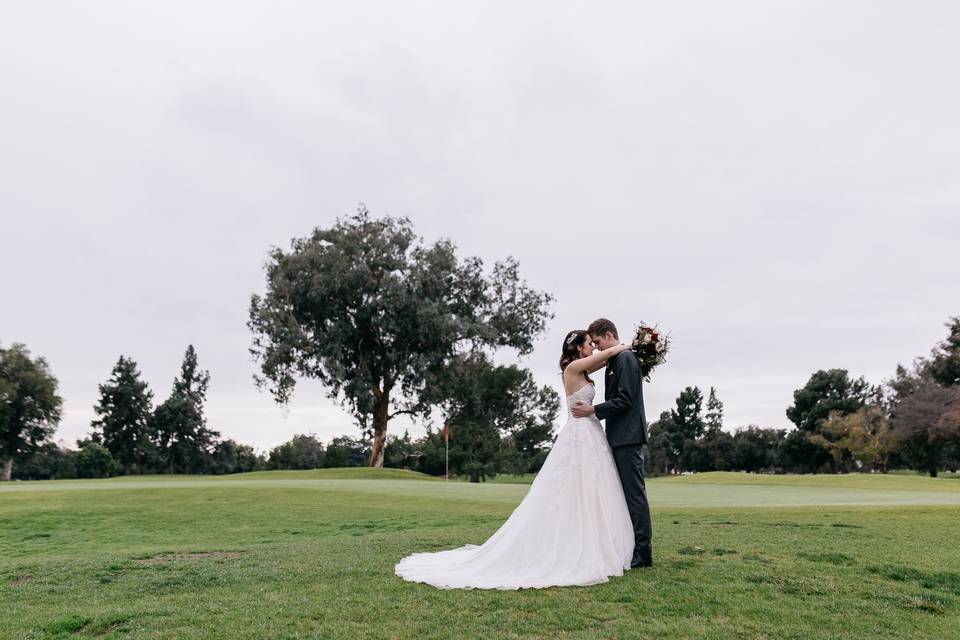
left=669, top=386, right=705, bottom=441
left=786, top=369, right=870, bottom=472
left=666, top=386, right=706, bottom=471
left=701, top=387, right=734, bottom=471
left=929, top=316, right=960, bottom=387
left=173, top=345, right=210, bottom=406
left=705, top=387, right=724, bottom=433
left=90, top=356, right=154, bottom=474
left=150, top=346, right=219, bottom=473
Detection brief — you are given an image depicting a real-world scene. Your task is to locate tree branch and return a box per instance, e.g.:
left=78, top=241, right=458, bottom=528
left=388, top=408, right=420, bottom=420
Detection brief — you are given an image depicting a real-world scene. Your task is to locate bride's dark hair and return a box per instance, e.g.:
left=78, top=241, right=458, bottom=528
left=559, top=330, right=593, bottom=384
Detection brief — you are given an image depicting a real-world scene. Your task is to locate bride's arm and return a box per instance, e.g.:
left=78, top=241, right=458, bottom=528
left=565, top=343, right=630, bottom=376
left=585, top=360, right=609, bottom=374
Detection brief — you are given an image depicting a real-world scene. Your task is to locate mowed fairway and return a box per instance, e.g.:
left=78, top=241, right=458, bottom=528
left=2, top=471, right=959, bottom=639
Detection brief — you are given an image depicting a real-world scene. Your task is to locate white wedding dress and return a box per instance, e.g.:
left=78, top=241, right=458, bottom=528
left=394, top=383, right=634, bottom=589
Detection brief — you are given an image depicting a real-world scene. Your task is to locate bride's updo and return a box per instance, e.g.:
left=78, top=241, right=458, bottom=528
left=559, top=330, right=593, bottom=383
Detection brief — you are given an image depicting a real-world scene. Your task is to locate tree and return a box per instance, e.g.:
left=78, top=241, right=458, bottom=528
left=323, top=435, right=370, bottom=468
left=705, top=387, right=724, bottom=432
left=384, top=430, right=417, bottom=469
left=786, top=369, right=870, bottom=471
left=210, top=439, right=264, bottom=474
left=731, top=426, right=784, bottom=472
left=778, top=428, right=825, bottom=473
left=883, top=319, right=960, bottom=475
left=645, top=411, right=676, bottom=475
left=885, top=361, right=929, bottom=415
left=248, top=207, right=553, bottom=467
left=74, top=438, right=120, bottom=478
left=492, top=370, right=557, bottom=475
left=703, top=428, right=736, bottom=471
left=13, top=441, right=76, bottom=480
left=0, top=343, right=63, bottom=481
left=267, top=434, right=325, bottom=469
left=892, top=380, right=960, bottom=477
left=90, top=356, right=154, bottom=474
left=815, top=405, right=896, bottom=472
left=670, top=387, right=705, bottom=438
left=150, top=346, right=219, bottom=474
left=700, top=387, right=734, bottom=471
left=787, top=369, right=871, bottom=432
left=665, top=386, right=705, bottom=472
left=500, top=412, right=555, bottom=474
left=428, top=353, right=558, bottom=482
left=447, top=419, right=502, bottom=482
left=928, top=316, right=960, bottom=388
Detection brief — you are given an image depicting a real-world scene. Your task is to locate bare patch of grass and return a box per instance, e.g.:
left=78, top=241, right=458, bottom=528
left=135, top=551, right=242, bottom=565
left=677, top=545, right=706, bottom=555
left=796, top=551, right=854, bottom=566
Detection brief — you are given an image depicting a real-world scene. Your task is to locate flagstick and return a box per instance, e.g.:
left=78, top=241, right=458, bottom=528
left=445, top=427, right=449, bottom=481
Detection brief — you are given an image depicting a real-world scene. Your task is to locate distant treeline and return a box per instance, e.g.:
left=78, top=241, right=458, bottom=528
left=6, top=212, right=956, bottom=481
left=9, top=432, right=365, bottom=480
left=10, top=428, right=541, bottom=482
left=2, top=343, right=552, bottom=482
left=646, top=316, right=960, bottom=477
left=3, top=315, right=958, bottom=481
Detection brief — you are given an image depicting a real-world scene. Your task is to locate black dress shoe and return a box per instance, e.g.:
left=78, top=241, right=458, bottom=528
left=630, top=547, right=653, bottom=568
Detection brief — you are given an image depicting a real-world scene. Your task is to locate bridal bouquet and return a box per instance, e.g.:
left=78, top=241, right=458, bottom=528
left=630, top=323, right=670, bottom=381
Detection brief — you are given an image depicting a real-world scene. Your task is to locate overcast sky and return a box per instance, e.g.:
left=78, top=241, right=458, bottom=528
left=2, top=1, right=957, bottom=453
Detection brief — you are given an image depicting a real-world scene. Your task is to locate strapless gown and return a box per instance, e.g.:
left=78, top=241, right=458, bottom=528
left=394, top=383, right=634, bottom=589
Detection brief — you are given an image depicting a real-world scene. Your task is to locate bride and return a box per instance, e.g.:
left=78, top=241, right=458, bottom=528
left=394, top=330, right=635, bottom=589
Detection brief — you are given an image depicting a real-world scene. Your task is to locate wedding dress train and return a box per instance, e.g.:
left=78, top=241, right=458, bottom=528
left=394, top=383, right=634, bottom=589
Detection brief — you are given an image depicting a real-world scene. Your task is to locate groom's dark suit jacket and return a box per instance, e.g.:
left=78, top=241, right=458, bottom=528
left=595, top=351, right=648, bottom=448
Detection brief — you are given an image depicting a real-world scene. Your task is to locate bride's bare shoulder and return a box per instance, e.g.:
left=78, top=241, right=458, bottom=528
left=561, top=370, right=592, bottom=396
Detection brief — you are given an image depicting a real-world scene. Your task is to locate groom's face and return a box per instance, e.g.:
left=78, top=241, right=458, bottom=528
left=591, top=331, right=618, bottom=351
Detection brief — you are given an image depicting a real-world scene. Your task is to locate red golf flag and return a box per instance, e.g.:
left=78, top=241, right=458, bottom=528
left=443, top=425, right=449, bottom=443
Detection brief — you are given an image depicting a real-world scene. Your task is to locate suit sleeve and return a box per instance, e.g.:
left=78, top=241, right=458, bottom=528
left=594, top=353, right=640, bottom=421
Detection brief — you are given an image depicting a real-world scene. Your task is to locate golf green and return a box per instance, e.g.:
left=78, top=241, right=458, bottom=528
left=3, top=471, right=958, bottom=639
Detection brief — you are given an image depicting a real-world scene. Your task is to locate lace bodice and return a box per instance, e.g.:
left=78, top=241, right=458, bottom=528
left=565, top=383, right=596, bottom=417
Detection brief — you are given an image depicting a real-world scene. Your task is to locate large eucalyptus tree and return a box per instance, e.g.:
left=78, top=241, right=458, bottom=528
left=248, top=207, right=553, bottom=467
left=0, top=343, right=63, bottom=480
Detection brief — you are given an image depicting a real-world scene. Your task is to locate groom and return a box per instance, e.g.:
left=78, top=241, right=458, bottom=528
left=571, top=318, right=654, bottom=568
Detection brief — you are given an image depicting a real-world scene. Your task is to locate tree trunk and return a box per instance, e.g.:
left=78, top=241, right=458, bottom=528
left=368, top=396, right=389, bottom=468
left=928, top=448, right=938, bottom=478
left=2, top=457, right=12, bottom=481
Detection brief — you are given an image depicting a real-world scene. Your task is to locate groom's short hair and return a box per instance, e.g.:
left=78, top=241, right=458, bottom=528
left=588, top=318, right=618, bottom=340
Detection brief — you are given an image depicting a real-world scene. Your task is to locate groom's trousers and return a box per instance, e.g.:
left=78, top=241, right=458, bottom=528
left=612, top=444, right=653, bottom=563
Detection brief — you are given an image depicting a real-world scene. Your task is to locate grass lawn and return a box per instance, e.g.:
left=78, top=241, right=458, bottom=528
left=2, top=470, right=959, bottom=639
